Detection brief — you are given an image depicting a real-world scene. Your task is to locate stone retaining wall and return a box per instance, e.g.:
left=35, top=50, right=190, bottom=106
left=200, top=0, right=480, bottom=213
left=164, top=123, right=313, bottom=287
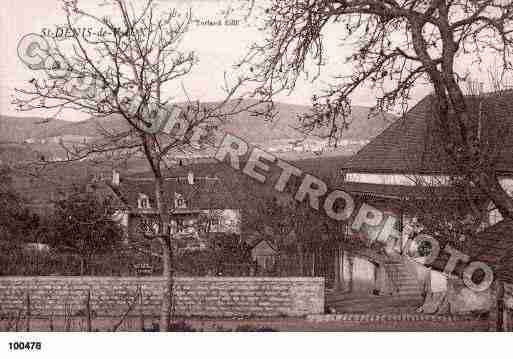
left=0, top=277, right=324, bottom=318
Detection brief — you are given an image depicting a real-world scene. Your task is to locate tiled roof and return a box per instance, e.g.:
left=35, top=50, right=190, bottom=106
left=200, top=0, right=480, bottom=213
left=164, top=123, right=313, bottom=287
left=344, top=91, right=513, bottom=174
left=119, top=176, right=239, bottom=211
left=119, top=155, right=352, bottom=210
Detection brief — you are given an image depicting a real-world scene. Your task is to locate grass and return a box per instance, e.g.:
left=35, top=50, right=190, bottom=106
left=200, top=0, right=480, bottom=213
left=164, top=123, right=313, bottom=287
left=0, top=315, right=491, bottom=332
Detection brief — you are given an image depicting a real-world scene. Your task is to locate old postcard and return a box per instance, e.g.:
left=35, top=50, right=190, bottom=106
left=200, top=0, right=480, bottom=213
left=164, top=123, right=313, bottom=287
left=1, top=0, right=513, bottom=356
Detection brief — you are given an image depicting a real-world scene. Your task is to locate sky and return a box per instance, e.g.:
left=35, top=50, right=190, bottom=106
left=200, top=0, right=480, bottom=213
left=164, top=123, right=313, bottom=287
left=0, top=0, right=498, bottom=121
left=0, top=0, right=412, bottom=121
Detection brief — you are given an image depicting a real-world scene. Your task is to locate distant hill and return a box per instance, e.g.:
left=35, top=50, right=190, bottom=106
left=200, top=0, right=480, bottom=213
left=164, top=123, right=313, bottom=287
left=0, top=101, right=396, bottom=146
left=0, top=116, right=70, bottom=143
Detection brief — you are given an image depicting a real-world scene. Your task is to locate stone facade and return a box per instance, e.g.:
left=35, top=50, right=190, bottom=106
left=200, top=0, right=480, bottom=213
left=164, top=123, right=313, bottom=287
left=0, top=277, right=324, bottom=318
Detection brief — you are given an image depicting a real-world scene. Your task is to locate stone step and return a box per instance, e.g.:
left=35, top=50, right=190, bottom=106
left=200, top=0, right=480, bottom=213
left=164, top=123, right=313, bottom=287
left=384, top=262, right=423, bottom=294
left=397, top=279, right=420, bottom=284
left=396, top=281, right=419, bottom=286
left=397, top=291, right=423, bottom=296
left=397, top=283, right=422, bottom=289
left=396, top=280, right=421, bottom=286
left=397, top=287, right=423, bottom=292
left=396, top=274, right=416, bottom=280
left=397, top=283, right=421, bottom=291
left=393, top=278, right=417, bottom=282
left=397, top=284, right=422, bottom=292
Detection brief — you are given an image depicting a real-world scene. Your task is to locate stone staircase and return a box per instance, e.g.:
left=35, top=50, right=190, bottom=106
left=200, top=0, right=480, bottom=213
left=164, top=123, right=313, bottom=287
left=327, top=259, right=425, bottom=314
left=383, top=261, right=424, bottom=297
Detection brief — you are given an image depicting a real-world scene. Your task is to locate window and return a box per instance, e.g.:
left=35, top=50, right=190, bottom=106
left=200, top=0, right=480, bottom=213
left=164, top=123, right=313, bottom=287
left=138, top=193, right=150, bottom=209
left=176, top=218, right=184, bottom=232
left=174, top=192, right=186, bottom=208
left=210, top=217, right=221, bottom=227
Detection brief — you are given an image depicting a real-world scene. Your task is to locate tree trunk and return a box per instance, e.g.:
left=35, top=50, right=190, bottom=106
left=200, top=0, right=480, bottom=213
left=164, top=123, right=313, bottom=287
left=142, top=134, right=174, bottom=332
left=496, top=280, right=505, bottom=332
left=476, top=174, right=513, bottom=221
left=438, top=79, right=513, bottom=221
left=25, top=291, right=30, bottom=332
left=412, top=21, right=513, bottom=222
left=86, top=289, right=92, bottom=332
left=155, top=176, right=173, bottom=332
left=160, top=241, right=174, bottom=331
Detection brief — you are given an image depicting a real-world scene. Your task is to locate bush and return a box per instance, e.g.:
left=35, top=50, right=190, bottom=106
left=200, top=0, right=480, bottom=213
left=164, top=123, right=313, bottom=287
left=0, top=243, right=147, bottom=276
left=144, top=321, right=196, bottom=332
left=235, top=324, right=277, bottom=332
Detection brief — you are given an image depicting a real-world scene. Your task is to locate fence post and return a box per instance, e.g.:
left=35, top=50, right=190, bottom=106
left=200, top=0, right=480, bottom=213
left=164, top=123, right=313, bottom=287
left=139, top=286, right=145, bottom=331
left=86, top=289, right=92, bottom=332
left=49, top=312, right=54, bottom=332
left=14, top=309, right=22, bottom=332
left=65, top=301, right=71, bottom=332
left=25, top=291, right=31, bottom=332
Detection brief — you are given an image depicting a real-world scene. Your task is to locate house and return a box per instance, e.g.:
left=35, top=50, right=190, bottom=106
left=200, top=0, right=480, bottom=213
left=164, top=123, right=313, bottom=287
left=112, top=169, right=241, bottom=252
left=325, top=91, right=513, bottom=311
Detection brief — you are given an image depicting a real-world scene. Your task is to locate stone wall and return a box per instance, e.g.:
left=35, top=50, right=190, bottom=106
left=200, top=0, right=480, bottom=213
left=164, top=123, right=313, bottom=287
left=0, top=277, right=324, bottom=318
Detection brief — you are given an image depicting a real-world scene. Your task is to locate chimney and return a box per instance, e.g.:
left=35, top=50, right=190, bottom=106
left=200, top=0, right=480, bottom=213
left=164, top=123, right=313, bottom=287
left=112, top=169, right=120, bottom=187
left=187, top=171, right=194, bottom=185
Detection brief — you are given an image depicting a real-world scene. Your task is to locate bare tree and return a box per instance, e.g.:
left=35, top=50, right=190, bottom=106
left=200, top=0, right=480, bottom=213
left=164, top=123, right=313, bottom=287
left=13, top=0, right=265, bottom=331
left=240, top=0, right=513, bottom=219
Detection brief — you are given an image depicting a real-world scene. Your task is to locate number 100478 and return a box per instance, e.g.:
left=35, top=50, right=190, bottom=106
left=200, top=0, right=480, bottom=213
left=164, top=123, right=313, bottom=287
left=9, top=341, right=42, bottom=350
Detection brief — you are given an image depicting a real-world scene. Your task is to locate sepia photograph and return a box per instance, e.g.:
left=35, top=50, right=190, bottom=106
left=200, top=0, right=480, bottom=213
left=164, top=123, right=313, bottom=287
left=1, top=0, right=513, bottom=356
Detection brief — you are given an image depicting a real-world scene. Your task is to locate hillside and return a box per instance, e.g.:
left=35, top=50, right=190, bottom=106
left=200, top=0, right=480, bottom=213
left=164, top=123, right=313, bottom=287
left=0, top=116, right=71, bottom=143
left=0, top=101, right=395, bottom=146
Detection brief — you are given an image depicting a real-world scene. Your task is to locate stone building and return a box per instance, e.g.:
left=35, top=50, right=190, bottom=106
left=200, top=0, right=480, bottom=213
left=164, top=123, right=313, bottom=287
left=325, top=91, right=513, bottom=313
left=111, top=170, right=241, bottom=252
